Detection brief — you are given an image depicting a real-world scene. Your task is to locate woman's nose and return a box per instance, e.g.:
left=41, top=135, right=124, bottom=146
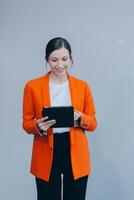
left=57, top=61, right=63, bottom=68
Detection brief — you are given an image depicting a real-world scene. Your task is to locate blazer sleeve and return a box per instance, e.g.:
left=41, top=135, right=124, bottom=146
left=80, top=82, right=97, bottom=132
left=22, top=82, right=40, bottom=136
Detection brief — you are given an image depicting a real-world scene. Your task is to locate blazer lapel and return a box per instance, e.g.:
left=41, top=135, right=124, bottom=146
left=67, top=73, right=78, bottom=145
left=42, top=72, right=53, bottom=148
left=42, top=72, right=51, bottom=107
left=67, top=73, right=78, bottom=108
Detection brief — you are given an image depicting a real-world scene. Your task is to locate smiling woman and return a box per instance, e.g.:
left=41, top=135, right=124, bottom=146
left=22, top=37, right=97, bottom=200
left=48, top=48, right=70, bottom=76
left=45, top=38, right=73, bottom=84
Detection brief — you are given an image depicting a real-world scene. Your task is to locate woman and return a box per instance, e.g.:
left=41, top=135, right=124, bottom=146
left=22, top=37, right=97, bottom=200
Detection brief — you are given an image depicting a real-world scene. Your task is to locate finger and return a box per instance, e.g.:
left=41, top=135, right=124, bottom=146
left=74, top=110, right=81, bottom=117
left=38, top=119, right=55, bottom=129
left=74, top=113, right=80, bottom=121
left=41, top=119, right=56, bottom=126
left=41, top=120, right=56, bottom=127
left=74, top=113, right=78, bottom=120
left=36, top=116, right=48, bottom=124
left=42, top=116, right=49, bottom=122
left=42, top=121, right=56, bottom=129
left=41, top=121, right=56, bottom=131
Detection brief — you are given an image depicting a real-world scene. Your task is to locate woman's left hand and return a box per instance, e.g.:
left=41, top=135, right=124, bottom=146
left=74, top=109, right=81, bottom=121
left=74, top=110, right=82, bottom=127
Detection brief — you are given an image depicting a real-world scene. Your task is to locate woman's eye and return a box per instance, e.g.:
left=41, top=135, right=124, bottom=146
left=62, top=58, right=68, bottom=61
left=51, top=58, right=68, bottom=62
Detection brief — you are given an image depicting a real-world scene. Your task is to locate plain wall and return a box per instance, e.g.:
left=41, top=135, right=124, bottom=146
left=0, top=0, right=133, bottom=199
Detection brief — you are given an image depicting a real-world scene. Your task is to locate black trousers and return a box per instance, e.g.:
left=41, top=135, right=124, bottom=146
left=35, top=132, right=88, bottom=200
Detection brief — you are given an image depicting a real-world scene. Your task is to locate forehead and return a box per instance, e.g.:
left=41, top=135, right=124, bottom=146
left=49, top=47, right=69, bottom=58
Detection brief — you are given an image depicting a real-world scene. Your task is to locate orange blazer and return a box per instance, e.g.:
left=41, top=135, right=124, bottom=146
left=22, top=71, right=97, bottom=182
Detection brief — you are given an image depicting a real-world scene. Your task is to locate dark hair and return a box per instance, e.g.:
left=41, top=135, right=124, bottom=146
left=45, top=37, right=73, bottom=63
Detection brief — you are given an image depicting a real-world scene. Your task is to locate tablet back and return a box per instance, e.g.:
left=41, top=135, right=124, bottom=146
left=42, top=106, right=74, bottom=128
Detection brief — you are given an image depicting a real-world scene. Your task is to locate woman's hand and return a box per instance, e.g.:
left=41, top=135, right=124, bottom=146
left=36, top=116, right=56, bottom=136
left=74, top=110, right=82, bottom=127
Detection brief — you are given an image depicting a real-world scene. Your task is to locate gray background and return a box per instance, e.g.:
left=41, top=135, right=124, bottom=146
left=0, top=0, right=133, bottom=199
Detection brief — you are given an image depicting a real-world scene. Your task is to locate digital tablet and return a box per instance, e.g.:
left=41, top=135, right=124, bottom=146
left=42, top=106, right=74, bottom=128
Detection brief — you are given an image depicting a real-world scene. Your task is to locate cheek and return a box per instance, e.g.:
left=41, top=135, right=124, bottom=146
left=64, top=60, right=71, bottom=66
left=49, top=60, right=70, bottom=68
left=49, top=62, right=56, bottom=67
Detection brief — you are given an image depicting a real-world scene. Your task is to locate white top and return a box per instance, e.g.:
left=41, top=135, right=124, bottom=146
left=49, top=79, right=72, bottom=133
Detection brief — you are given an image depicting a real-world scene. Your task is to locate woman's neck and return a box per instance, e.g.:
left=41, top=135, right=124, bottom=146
left=49, top=71, right=68, bottom=85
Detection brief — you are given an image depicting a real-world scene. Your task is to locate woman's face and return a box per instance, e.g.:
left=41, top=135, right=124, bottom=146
left=48, top=47, right=71, bottom=76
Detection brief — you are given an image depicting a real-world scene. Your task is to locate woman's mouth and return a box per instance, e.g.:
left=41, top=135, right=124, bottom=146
left=55, top=68, right=64, bottom=73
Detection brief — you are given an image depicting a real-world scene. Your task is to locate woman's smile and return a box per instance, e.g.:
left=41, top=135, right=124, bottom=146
left=54, top=67, right=66, bottom=73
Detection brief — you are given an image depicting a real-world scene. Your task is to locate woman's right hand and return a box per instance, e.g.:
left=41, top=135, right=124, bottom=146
left=36, top=116, right=56, bottom=136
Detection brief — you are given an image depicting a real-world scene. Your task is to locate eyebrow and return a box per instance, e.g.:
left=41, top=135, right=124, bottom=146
left=51, top=56, right=68, bottom=59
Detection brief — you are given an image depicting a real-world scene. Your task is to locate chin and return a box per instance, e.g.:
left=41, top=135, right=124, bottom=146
left=55, top=69, right=67, bottom=74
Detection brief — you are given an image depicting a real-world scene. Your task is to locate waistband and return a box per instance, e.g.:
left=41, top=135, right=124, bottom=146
left=54, top=131, right=70, bottom=135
